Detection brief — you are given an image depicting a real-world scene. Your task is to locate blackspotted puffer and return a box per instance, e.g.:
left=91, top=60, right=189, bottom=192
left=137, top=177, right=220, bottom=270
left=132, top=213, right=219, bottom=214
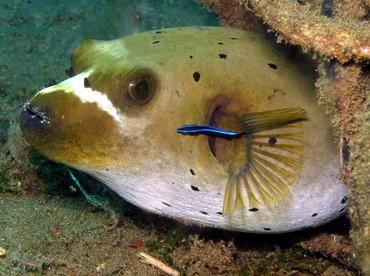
left=20, top=27, right=347, bottom=233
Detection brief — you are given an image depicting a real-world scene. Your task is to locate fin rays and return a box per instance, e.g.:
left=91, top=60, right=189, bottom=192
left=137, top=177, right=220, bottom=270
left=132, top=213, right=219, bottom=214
left=222, top=108, right=306, bottom=215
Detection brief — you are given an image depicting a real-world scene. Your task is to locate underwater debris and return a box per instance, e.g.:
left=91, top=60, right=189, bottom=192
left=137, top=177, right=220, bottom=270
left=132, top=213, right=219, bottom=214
left=139, top=252, right=180, bottom=276
left=67, top=169, right=109, bottom=208
left=0, top=246, right=6, bottom=258
left=245, top=0, right=370, bottom=63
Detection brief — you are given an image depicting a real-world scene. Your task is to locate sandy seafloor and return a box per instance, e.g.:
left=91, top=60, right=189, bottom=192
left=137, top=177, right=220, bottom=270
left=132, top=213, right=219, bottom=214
left=0, top=0, right=361, bottom=275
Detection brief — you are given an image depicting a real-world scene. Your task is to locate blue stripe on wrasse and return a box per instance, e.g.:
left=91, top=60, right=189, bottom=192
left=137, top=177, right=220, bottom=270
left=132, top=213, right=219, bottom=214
left=176, top=124, right=242, bottom=138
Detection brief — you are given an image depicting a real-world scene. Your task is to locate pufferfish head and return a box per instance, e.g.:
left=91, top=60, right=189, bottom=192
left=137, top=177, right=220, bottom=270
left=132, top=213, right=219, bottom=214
left=20, top=29, right=233, bottom=179
left=20, top=51, right=158, bottom=171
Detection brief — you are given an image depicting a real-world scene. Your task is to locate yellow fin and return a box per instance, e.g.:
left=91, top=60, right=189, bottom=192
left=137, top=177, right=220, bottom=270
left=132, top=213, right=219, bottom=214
left=222, top=108, right=306, bottom=215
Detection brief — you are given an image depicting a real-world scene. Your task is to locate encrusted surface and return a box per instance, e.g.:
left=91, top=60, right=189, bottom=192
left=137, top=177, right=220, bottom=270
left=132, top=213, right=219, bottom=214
left=197, top=0, right=369, bottom=273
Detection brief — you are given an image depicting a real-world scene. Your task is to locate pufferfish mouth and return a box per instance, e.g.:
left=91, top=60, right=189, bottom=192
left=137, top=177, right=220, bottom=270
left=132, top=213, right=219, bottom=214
left=20, top=101, right=51, bottom=133
left=23, top=102, right=50, bottom=123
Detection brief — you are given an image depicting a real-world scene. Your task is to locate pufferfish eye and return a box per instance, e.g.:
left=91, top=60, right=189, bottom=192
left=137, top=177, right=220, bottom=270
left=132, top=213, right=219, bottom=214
left=127, top=76, right=155, bottom=105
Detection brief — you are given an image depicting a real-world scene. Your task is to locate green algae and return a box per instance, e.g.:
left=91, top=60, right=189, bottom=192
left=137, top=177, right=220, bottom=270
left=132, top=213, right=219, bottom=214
left=0, top=169, right=19, bottom=193
left=147, top=228, right=185, bottom=271
left=29, top=149, right=72, bottom=195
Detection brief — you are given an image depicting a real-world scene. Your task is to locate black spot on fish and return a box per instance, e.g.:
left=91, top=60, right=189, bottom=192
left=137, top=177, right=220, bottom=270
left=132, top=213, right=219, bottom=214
left=268, top=137, right=277, bottom=145
left=268, top=63, right=278, bottom=69
left=218, top=54, right=227, bottom=59
left=191, top=185, right=199, bottom=191
left=200, top=211, right=208, bottom=215
left=190, top=169, right=195, bottom=175
left=189, top=55, right=193, bottom=59
left=162, top=202, right=171, bottom=207
left=230, top=37, right=237, bottom=40
left=311, top=213, right=318, bottom=217
left=155, top=31, right=163, bottom=34
left=218, top=42, right=224, bottom=45
left=216, top=212, right=223, bottom=215
left=341, top=196, right=348, bottom=204
left=193, top=72, right=200, bottom=82
left=65, top=67, right=74, bottom=77
left=84, top=77, right=90, bottom=88
left=339, top=207, right=346, bottom=213
left=263, top=227, right=271, bottom=231
left=152, top=41, right=160, bottom=44
left=248, top=207, right=259, bottom=212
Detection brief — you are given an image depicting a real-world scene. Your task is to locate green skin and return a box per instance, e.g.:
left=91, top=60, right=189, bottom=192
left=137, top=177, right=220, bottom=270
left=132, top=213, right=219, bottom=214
left=21, top=27, right=347, bottom=233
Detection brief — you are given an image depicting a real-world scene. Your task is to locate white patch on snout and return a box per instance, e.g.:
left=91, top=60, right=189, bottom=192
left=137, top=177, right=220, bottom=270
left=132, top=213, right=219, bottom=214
left=39, top=71, right=122, bottom=123
left=37, top=71, right=148, bottom=139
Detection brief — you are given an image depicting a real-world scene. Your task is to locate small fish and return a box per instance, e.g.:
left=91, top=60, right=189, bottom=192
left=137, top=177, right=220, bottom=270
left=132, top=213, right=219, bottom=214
left=177, top=124, right=241, bottom=137
left=177, top=108, right=306, bottom=137
left=20, top=27, right=347, bottom=233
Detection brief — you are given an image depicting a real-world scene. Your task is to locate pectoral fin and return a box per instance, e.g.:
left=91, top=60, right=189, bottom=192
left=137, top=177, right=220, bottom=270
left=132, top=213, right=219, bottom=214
left=176, top=108, right=307, bottom=215
left=222, top=108, right=307, bottom=214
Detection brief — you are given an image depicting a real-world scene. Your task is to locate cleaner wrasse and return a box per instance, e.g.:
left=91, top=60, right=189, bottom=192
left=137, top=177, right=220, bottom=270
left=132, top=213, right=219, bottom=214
left=20, top=27, right=347, bottom=233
